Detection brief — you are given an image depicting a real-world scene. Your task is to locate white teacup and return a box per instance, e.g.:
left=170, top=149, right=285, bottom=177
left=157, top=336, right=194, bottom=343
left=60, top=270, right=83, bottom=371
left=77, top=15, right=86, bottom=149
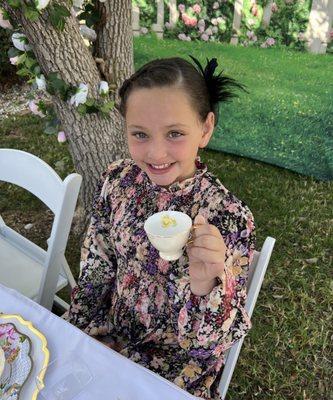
left=144, top=211, right=193, bottom=261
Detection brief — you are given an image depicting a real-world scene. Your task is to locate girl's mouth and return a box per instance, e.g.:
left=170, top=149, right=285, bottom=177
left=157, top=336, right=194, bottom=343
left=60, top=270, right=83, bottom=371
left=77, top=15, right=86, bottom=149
left=147, top=162, right=175, bottom=175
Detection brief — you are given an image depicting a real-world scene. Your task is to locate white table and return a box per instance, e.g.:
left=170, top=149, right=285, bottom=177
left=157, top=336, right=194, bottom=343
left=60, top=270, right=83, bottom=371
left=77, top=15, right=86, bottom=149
left=0, top=283, right=197, bottom=400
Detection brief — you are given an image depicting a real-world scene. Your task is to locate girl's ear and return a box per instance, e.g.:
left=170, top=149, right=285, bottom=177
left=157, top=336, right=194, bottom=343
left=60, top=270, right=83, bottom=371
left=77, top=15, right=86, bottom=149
left=199, top=111, right=215, bottom=148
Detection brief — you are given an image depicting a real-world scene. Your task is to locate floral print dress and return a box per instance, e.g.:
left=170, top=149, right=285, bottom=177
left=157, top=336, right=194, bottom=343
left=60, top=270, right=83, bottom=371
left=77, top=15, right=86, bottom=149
left=64, top=157, right=256, bottom=399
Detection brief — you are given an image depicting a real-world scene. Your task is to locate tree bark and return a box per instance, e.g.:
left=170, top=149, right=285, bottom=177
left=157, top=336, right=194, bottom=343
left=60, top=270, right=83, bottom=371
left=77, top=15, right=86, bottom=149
left=2, top=0, right=133, bottom=214
left=94, top=0, right=134, bottom=103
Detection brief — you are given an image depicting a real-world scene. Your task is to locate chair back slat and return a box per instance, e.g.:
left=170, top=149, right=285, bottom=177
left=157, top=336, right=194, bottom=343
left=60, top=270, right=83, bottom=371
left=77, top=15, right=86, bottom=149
left=0, top=149, right=64, bottom=214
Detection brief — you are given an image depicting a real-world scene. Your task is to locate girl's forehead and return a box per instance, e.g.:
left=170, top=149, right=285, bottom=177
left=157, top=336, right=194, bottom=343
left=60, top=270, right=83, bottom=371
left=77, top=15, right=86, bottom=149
left=126, top=86, right=197, bottom=119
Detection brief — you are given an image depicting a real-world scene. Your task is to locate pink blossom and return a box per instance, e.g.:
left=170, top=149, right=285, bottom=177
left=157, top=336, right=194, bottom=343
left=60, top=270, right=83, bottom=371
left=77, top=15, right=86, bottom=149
left=165, top=21, right=171, bottom=29
left=9, top=56, right=19, bottom=65
left=190, top=17, right=197, bottom=27
left=330, top=30, right=333, bottom=39
left=178, top=33, right=187, bottom=41
left=185, top=36, right=191, bottom=41
left=182, top=13, right=189, bottom=24
left=28, top=100, right=45, bottom=117
left=246, top=30, right=254, bottom=39
left=266, top=37, right=275, bottom=46
left=178, top=3, right=185, bottom=13
left=246, top=31, right=258, bottom=42
left=198, top=25, right=205, bottom=33
left=260, top=42, right=268, bottom=48
left=57, top=131, right=67, bottom=143
left=271, top=2, right=278, bottom=12
left=192, top=4, right=201, bottom=14
left=205, top=28, right=213, bottom=36
left=201, top=33, right=209, bottom=41
left=182, top=14, right=197, bottom=27
left=213, top=2, right=220, bottom=10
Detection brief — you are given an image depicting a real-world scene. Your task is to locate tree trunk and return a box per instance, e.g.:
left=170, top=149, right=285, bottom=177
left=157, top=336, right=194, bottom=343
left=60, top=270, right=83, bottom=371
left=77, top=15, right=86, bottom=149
left=94, top=0, right=134, bottom=102
left=2, top=0, right=133, bottom=214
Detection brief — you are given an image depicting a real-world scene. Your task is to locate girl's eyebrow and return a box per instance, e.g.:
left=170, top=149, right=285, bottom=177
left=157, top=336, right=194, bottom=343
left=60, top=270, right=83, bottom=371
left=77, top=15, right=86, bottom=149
left=128, top=123, right=188, bottom=129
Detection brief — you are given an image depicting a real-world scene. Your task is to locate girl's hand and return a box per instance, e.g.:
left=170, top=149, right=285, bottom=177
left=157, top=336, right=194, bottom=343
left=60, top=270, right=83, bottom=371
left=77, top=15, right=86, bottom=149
left=186, top=214, right=226, bottom=296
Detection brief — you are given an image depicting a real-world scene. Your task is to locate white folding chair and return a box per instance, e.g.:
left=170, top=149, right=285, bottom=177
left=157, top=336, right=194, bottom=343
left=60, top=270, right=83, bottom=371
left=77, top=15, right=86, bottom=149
left=0, top=148, right=82, bottom=311
left=218, top=236, right=276, bottom=399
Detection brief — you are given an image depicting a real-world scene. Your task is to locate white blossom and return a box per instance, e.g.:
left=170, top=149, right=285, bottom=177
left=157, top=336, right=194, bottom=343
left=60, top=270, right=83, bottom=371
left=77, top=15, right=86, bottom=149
left=70, top=83, right=88, bottom=107
left=35, top=75, right=46, bottom=91
left=35, top=0, right=51, bottom=11
left=99, top=81, right=109, bottom=96
left=12, top=32, right=32, bottom=51
left=9, top=56, right=19, bottom=65
left=57, top=131, right=67, bottom=143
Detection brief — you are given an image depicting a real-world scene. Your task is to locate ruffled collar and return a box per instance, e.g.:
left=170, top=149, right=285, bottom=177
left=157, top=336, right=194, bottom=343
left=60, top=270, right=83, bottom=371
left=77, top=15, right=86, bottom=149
left=135, top=156, right=208, bottom=194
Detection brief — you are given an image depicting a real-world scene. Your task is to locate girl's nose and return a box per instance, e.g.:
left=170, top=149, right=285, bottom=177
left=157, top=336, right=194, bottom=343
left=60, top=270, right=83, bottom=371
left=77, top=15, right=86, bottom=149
left=147, top=141, right=168, bottom=161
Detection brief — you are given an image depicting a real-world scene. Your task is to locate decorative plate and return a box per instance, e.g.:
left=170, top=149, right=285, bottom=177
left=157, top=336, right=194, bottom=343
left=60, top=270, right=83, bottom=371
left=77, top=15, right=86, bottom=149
left=0, top=322, right=32, bottom=399
left=0, top=314, right=49, bottom=400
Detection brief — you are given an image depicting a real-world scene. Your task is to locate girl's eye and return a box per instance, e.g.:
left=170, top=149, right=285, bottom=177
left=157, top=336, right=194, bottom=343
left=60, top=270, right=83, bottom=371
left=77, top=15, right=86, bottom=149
left=169, top=131, right=183, bottom=138
left=132, top=131, right=184, bottom=139
left=132, top=132, right=147, bottom=139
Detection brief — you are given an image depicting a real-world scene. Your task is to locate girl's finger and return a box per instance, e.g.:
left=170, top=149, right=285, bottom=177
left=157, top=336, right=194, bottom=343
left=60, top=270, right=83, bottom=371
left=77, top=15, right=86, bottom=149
left=187, top=246, right=224, bottom=264
left=191, top=234, right=224, bottom=251
left=191, top=224, right=221, bottom=239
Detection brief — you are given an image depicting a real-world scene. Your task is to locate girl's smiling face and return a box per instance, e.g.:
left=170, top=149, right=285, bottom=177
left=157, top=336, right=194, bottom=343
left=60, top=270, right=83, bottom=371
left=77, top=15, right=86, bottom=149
left=125, top=86, right=214, bottom=187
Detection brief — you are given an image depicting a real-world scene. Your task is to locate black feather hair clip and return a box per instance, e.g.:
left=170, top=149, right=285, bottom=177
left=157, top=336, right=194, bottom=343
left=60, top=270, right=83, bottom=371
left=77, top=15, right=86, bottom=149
left=189, top=55, right=248, bottom=108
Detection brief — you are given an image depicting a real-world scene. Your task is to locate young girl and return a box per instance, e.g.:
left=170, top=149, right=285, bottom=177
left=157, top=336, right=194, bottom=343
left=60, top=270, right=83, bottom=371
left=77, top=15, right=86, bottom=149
left=64, top=56, right=256, bottom=399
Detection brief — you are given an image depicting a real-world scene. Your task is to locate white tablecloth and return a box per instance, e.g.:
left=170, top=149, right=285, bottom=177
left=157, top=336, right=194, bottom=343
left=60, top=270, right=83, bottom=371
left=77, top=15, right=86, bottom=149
left=0, top=283, right=197, bottom=400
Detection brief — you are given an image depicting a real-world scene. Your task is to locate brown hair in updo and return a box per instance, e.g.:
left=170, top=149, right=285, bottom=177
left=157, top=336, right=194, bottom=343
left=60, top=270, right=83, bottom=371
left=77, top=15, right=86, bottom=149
left=118, top=56, right=247, bottom=127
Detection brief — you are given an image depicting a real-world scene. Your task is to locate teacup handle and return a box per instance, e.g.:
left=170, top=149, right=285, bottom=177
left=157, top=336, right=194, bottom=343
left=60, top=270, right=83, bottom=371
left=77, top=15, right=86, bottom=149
left=187, top=224, right=199, bottom=245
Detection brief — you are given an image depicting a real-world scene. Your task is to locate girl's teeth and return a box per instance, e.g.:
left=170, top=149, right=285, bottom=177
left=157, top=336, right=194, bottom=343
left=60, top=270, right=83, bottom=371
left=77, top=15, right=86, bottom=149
left=151, top=163, right=171, bottom=169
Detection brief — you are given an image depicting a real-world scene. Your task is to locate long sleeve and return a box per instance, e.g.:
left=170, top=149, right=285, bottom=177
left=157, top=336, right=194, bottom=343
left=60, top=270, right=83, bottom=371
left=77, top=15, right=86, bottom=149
left=64, top=171, right=118, bottom=335
left=172, top=201, right=256, bottom=365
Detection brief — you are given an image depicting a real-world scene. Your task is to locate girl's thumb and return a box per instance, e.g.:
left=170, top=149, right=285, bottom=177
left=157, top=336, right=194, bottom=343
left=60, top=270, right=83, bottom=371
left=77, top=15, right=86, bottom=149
left=194, top=214, right=206, bottom=225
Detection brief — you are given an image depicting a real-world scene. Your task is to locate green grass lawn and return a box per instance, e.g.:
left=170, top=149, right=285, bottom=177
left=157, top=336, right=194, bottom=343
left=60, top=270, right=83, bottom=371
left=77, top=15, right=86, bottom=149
left=1, top=38, right=332, bottom=399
